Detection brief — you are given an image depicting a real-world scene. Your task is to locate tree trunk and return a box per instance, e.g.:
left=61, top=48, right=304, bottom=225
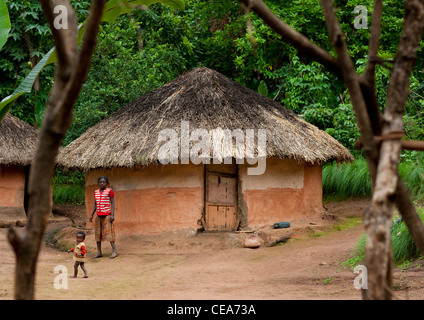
left=238, top=0, right=424, bottom=300
left=7, top=0, right=105, bottom=300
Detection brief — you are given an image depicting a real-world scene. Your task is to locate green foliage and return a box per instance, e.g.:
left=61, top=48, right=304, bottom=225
left=344, top=208, right=424, bottom=267
left=399, top=152, right=424, bottom=201
left=0, top=0, right=184, bottom=124
left=322, top=157, right=372, bottom=200
left=257, top=80, right=268, bottom=96
left=0, top=0, right=11, bottom=51
left=341, top=234, right=366, bottom=268
left=52, top=168, right=85, bottom=205
left=391, top=211, right=424, bottom=263
left=53, top=185, right=85, bottom=205
left=0, top=0, right=58, bottom=125
left=53, top=168, right=85, bottom=186
left=64, top=4, right=190, bottom=144
left=323, top=154, right=424, bottom=201
left=3, top=0, right=424, bottom=159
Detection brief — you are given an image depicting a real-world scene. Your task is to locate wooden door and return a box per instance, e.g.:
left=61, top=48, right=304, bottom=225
left=204, top=163, right=238, bottom=231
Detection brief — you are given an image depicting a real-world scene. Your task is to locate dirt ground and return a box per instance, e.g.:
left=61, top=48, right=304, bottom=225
left=1, top=198, right=424, bottom=300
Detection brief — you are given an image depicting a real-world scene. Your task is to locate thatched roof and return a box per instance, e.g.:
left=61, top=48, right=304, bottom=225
left=0, top=113, right=38, bottom=166
left=57, top=67, right=353, bottom=170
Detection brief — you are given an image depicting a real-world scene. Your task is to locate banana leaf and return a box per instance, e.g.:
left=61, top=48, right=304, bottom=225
left=0, top=0, right=11, bottom=51
left=0, top=0, right=184, bottom=122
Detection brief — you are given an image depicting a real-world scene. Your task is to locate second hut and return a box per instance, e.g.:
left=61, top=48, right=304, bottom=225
left=0, top=113, right=38, bottom=220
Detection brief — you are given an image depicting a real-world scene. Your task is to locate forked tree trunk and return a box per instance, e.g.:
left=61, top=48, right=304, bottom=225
left=239, top=0, right=424, bottom=299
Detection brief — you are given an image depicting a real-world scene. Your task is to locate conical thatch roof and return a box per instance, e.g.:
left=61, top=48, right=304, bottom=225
left=0, top=113, right=38, bottom=166
left=57, top=67, right=353, bottom=170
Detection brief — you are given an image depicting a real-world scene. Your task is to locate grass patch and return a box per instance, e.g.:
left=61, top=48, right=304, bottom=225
left=52, top=167, right=85, bottom=205
left=332, top=217, right=362, bottom=231
left=323, top=276, right=335, bottom=285
left=323, top=154, right=424, bottom=202
left=304, top=217, right=362, bottom=239
left=326, top=153, right=424, bottom=268
left=398, top=162, right=424, bottom=201
left=341, top=207, right=424, bottom=268
left=340, top=235, right=366, bottom=269
left=391, top=209, right=424, bottom=263
left=53, top=184, right=85, bottom=205
left=322, top=157, right=371, bottom=201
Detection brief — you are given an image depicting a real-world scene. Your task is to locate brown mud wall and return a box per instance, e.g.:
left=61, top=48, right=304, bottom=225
left=0, top=165, right=26, bottom=220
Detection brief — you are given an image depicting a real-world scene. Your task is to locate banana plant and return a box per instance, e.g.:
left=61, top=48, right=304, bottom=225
left=0, top=0, right=10, bottom=51
left=0, top=0, right=184, bottom=122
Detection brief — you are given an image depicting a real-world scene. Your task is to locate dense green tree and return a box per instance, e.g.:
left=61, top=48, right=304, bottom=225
left=0, top=0, right=91, bottom=127
left=2, top=0, right=423, bottom=151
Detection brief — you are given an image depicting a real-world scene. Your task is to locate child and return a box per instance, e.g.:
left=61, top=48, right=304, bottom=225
left=89, top=176, right=119, bottom=259
left=68, top=230, right=88, bottom=278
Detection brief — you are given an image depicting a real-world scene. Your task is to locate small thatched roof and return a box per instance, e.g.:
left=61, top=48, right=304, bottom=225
left=57, top=67, right=353, bottom=170
left=0, top=113, right=38, bottom=166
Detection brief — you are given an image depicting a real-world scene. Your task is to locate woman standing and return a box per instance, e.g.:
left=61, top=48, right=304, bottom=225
left=89, top=176, right=118, bottom=258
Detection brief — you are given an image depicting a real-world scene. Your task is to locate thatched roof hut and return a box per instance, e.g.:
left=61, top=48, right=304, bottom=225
left=58, top=67, right=353, bottom=234
left=0, top=113, right=38, bottom=166
left=58, top=67, right=352, bottom=170
left=0, top=113, right=38, bottom=220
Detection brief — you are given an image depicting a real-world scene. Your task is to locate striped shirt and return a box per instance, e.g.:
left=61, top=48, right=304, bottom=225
left=95, top=188, right=114, bottom=216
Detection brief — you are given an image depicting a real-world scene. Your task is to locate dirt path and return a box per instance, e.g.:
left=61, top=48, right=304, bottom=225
left=1, top=198, right=423, bottom=300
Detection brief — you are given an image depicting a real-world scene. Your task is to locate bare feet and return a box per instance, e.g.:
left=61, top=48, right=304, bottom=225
left=70, top=275, right=77, bottom=278
left=83, top=275, right=88, bottom=278
left=93, top=253, right=103, bottom=258
left=110, top=251, right=118, bottom=259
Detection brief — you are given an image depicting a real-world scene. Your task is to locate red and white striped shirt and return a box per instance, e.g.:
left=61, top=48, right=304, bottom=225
left=95, top=188, right=114, bottom=216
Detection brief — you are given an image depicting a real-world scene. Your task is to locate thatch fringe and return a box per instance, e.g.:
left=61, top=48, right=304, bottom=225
left=57, top=67, right=353, bottom=170
left=0, top=113, right=38, bottom=166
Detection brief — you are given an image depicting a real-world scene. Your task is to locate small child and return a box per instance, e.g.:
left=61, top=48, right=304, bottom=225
left=67, top=230, right=88, bottom=278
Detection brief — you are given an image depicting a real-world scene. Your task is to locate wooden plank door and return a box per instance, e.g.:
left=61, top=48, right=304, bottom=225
left=204, top=163, right=238, bottom=231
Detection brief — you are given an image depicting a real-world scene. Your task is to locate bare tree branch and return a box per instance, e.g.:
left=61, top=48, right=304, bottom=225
left=320, top=0, right=392, bottom=300
left=394, top=179, right=424, bottom=257
left=360, top=0, right=384, bottom=135
left=362, top=0, right=424, bottom=300
left=239, top=0, right=342, bottom=79
left=400, top=140, right=424, bottom=151
left=237, top=0, right=424, bottom=301
left=48, top=0, right=106, bottom=134
left=239, top=0, right=384, bottom=142
left=319, top=0, right=379, bottom=177
left=364, top=0, right=383, bottom=83
left=356, top=131, right=424, bottom=151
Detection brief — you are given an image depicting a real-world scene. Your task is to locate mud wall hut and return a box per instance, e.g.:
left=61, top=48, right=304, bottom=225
left=0, top=113, right=39, bottom=220
left=57, top=67, right=353, bottom=234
